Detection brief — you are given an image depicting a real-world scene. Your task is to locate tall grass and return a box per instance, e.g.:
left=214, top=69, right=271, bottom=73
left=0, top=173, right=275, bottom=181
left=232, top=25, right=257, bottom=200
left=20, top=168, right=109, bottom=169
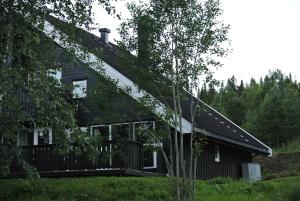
left=0, top=176, right=299, bottom=201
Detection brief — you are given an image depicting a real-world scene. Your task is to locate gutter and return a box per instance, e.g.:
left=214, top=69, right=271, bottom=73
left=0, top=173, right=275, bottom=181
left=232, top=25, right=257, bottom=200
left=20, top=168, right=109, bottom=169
left=194, top=127, right=271, bottom=156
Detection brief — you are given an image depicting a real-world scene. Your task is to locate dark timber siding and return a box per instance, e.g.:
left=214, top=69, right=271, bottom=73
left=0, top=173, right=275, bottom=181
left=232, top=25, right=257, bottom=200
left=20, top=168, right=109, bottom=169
left=196, top=142, right=252, bottom=179
left=161, top=136, right=253, bottom=180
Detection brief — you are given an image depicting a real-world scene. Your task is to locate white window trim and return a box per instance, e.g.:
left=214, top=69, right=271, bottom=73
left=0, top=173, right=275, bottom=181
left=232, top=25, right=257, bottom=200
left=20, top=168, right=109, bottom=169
left=91, top=123, right=132, bottom=139
left=214, top=145, right=220, bottom=163
left=90, top=124, right=111, bottom=140
left=132, top=121, right=155, bottom=141
left=48, top=68, right=62, bottom=82
left=33, top=127, right=52, bottom=145
left=128, top=121, right=158, bottom=169
left=143, top=143, right=162, bottom=169
left=110, top=123, right=131, bottom=139
left=73, top=79, right=87, bottom=98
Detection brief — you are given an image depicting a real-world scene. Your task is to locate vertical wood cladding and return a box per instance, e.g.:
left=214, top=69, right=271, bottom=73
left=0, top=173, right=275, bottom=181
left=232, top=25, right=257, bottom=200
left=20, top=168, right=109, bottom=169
left=160, top=136, right=253, bottom=180
left=196, top=141, right=252, bottom=179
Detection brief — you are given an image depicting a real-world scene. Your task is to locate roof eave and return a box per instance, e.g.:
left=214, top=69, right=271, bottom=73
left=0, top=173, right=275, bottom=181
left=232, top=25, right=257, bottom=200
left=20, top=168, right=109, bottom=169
left=194, top=127, right=272, bottom=156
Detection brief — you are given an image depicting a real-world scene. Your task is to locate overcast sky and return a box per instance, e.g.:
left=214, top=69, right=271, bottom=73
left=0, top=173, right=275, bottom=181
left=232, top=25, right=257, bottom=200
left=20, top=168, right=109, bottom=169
left=91, top=0, right=300, bottom=84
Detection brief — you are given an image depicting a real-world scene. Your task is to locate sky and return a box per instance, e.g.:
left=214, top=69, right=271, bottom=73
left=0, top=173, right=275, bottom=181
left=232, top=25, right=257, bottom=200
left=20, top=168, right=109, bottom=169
left=91, top=0, right=300, bottom=84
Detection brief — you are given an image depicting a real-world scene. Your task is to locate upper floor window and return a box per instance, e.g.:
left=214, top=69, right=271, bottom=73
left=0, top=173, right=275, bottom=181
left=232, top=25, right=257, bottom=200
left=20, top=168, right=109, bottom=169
left=48, top=69, right=62, bottom=81
left=73, top=80, right=87, bottom=98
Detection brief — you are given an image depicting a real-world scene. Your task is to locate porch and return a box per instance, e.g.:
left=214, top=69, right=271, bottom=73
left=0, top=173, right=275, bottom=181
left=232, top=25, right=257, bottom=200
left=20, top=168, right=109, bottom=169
left=9, top=139, right=158, bottom=177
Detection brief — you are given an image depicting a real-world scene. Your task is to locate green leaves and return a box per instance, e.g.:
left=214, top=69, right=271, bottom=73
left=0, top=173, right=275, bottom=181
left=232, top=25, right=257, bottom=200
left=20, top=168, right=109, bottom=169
left=0, top=0, right=118, bottom=176
left=205, top=69, right=300, bottom=147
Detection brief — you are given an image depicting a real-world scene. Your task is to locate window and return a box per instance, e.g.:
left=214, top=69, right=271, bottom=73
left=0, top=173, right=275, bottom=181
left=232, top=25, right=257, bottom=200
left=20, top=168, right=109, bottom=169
left=91, top=125, right=110, bottom=140
left=91, top=125, right=112, bottom=166
left=34, top=127, right=52, bottom=145
left=48, top=69, right=62, bottom=81
left=214, top=145, right=220, bottom=162
left=133, top=121, right=159, bottom=169
left=111, top=123, right=130, bottom=139
left=144, top=143, right=161, bottom=169
left=133, top=121, right=155, bottom=142
left=73, top=80, right=87, bottom=98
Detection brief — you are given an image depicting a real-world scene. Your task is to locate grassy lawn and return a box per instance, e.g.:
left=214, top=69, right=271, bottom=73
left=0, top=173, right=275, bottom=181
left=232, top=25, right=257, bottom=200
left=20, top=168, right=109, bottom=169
left=0, top=176, right=299, bottom=201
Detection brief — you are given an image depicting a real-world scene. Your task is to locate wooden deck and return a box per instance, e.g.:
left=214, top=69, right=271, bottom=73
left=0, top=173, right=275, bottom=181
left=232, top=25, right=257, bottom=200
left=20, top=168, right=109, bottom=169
left=9, top=139, right=151, bottom=177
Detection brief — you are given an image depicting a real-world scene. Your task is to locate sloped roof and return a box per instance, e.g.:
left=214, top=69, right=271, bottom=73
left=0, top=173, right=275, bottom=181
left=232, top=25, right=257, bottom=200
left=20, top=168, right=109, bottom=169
left=45, top=16, right=272, bottom=156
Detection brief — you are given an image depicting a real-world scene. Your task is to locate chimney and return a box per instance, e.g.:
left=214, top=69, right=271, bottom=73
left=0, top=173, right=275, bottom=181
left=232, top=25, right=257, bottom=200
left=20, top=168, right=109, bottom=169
left=99, top=28, right=111, bottom=44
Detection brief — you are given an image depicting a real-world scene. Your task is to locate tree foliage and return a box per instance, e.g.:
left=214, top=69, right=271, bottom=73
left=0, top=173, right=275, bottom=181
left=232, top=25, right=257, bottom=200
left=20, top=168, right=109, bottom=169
left=0, top=0, right=115, bottom=176
left=199, top=69, right=300, bottom=147
left=119, top=0, right=229, bottom=200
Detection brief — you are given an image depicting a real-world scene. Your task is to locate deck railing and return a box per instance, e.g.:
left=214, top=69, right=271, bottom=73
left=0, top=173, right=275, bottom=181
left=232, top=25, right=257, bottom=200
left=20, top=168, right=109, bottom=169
left=11, top=139, right=144, bottom=173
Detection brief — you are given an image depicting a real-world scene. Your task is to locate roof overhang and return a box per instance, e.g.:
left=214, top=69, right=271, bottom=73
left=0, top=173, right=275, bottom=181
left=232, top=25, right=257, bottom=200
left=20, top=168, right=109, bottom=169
left=194, top=127, right=272, bottom=156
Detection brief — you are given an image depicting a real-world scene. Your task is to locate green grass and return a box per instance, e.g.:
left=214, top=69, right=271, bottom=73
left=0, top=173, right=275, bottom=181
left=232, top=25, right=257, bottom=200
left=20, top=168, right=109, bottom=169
left=273, top=139, right=300, bottom=153
left=1, top=176, right=300, bottom=201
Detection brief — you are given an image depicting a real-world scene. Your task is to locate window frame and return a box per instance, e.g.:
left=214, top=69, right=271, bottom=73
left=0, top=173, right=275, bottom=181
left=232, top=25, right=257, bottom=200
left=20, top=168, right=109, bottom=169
left=214, top=145, right=221, bottom=163
left=33, top=127, right=52, bottom=145
left=72, top=79, right=87, bottom=98
left=143, top=143, right=162, bottom=169
left=48, top=68, right=62, bottom=82
left=110, top=123, right=131, bottom=140
left=132, top=121, right=155, bottom=141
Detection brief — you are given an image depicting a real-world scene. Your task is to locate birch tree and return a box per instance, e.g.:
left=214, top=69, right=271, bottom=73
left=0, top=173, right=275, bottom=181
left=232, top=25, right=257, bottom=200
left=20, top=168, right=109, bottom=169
left=119, top=0, right=229, bottom=200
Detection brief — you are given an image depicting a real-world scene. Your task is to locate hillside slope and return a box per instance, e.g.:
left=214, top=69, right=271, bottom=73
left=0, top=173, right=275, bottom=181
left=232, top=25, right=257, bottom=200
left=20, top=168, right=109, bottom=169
left=255, top=152, right=300, bottom=179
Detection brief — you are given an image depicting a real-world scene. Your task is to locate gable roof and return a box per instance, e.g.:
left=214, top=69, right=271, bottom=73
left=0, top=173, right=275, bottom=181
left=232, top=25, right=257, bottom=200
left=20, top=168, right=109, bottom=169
left=41, top=16, right=272, bottom=156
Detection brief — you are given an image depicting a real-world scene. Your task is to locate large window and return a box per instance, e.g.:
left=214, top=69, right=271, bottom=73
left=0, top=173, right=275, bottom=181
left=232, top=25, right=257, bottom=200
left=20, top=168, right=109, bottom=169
left=133, top=121, right=155, bottom=142
left=133, top=121, right=159, bottom=169
left=73, top=80, right=87, bottom=98
left=111, top=123, right=130, bottom=139
left=91, top=124, right=131, bottom=140
left=143, top=143, right=161, bottom=169
left=91, top=125, right=110, bottom=140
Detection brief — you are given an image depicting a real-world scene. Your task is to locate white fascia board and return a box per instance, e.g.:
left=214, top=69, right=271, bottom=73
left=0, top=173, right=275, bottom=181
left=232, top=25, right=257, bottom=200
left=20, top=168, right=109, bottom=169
left=42, top=20, right=192, bottom=134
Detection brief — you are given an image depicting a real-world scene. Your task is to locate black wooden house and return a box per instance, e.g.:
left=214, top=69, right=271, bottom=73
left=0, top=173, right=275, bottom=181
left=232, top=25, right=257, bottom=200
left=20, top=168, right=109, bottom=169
left=11, top=16, right=272, bottom=179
